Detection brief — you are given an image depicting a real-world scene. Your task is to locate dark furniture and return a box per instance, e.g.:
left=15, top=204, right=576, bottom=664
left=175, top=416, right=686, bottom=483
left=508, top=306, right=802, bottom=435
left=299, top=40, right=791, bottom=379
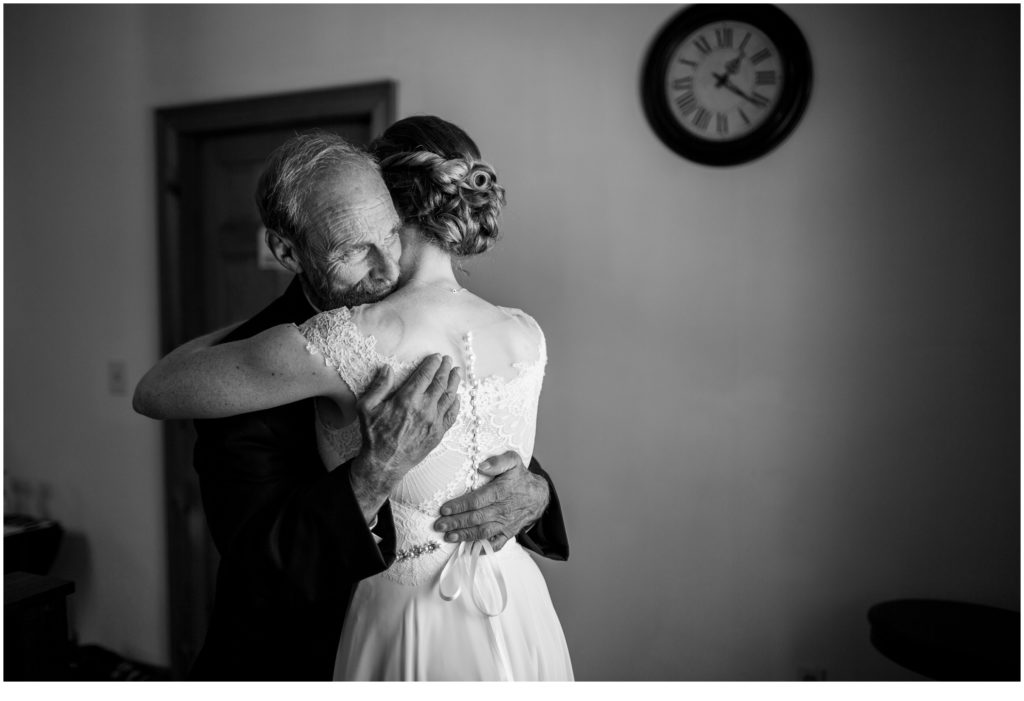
left=868, top=599, right=1020, bottom=681
left=5, top=571, right=76, bottom=680
left=4, top=514, right=63, bottom=575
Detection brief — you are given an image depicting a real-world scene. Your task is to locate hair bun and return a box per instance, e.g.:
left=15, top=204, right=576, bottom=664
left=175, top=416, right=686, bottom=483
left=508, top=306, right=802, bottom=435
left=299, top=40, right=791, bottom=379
left=380, top=151, right=506, bottom=257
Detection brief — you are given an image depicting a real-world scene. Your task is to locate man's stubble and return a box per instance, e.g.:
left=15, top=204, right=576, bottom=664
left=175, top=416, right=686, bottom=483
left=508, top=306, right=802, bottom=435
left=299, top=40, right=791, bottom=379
left=299, top=258, right=398, bottom=311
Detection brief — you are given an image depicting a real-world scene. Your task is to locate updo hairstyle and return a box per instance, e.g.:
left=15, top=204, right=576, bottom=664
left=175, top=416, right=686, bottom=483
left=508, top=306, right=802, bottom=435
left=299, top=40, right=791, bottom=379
left=370, top=116, right=505, bottom=257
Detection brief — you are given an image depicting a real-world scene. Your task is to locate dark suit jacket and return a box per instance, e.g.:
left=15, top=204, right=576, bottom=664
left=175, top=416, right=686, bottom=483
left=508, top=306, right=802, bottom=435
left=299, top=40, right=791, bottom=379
left=189, top=278, right=568, bottom=680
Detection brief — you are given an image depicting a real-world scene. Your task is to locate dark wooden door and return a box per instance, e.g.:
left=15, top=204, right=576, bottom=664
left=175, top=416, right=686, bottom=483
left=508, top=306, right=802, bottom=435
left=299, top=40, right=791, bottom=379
left=155, top=83, right=394, bottom=677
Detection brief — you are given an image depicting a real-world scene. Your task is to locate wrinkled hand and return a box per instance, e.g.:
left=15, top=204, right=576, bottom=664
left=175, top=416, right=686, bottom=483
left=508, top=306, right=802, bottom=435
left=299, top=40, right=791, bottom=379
left=350, top=355, right=461, bottom=517
left=433, top=451, right=550, bottom=551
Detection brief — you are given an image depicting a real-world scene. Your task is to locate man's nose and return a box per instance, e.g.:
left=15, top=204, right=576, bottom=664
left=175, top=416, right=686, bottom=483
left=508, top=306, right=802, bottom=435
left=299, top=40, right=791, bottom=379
left=369, top=246, right=399, bottom=281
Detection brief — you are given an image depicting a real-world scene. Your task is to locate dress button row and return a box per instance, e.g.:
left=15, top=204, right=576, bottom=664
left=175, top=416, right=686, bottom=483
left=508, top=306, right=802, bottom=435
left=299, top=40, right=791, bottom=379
left=464, top=331, right=483, bottom=489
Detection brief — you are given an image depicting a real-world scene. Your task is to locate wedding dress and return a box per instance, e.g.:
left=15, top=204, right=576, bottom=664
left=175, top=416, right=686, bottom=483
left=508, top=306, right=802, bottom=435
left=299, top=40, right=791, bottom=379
left=298, top=303, right=573, bottom=681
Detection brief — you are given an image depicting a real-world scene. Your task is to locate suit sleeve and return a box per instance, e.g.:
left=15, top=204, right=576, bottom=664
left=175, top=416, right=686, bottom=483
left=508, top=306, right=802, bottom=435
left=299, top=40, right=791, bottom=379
left=517, top=457, right=569, bottom=561
left=193, top=408, right=396, bottom=605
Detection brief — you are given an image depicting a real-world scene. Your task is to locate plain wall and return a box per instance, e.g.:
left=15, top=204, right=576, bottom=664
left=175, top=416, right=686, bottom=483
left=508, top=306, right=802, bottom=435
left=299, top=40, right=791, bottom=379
left=4, top=4, right=1018, bottom=680
left=3, top=5, right=165, bottom=664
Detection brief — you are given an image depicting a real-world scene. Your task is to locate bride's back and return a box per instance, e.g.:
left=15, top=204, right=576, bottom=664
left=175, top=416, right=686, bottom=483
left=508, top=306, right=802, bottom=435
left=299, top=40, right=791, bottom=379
left=352, top=286, right=545, bottom=383
left=352, top=286, right=546, bottom=499
left=301, top=288, right=547, bottom=571
left=302, top=284, right=547, bottom=477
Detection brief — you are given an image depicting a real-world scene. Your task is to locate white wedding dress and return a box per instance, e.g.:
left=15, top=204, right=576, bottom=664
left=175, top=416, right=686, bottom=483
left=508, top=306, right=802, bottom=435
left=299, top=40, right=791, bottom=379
left=298, top=304, right=573, bottom=681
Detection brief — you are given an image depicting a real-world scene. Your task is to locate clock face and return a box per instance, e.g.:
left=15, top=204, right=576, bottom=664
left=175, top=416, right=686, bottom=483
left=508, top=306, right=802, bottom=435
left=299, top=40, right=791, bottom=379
left=640, top=5, right=812, bottom=166
left=665, top=22, right=784, bottom=142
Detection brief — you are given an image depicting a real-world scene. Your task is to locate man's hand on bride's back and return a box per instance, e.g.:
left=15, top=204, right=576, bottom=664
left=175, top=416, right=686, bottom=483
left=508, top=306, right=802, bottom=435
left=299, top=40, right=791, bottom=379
left=349, top=355, right=461, bottom=520
left=433, top=451, right=550, bottom=551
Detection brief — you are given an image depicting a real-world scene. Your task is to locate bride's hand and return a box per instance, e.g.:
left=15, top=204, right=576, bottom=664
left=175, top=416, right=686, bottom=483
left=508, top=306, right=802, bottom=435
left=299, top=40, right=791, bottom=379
left=433, top=451, right=550, bottom=550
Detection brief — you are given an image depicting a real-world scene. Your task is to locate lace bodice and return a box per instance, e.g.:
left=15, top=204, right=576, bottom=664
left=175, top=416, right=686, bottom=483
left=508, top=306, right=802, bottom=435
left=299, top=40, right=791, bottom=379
left=299, top=304, right=546, bottom=585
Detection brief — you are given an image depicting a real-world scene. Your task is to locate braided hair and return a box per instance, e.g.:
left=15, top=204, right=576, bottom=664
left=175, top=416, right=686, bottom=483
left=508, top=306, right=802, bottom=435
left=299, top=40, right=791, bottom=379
left=371, top=116, right=506, bottom=257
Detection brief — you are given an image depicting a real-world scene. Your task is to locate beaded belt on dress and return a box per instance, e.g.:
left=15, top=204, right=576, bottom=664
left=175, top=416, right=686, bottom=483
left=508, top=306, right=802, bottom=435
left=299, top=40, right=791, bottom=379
left=394, top=540, right=442, bottom=562
left=391, top=537, right=509, bottom=618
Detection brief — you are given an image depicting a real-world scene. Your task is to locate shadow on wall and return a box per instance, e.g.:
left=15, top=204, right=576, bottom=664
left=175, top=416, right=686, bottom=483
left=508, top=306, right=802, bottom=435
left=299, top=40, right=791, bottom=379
left=6, top=476, right=57, bottom=520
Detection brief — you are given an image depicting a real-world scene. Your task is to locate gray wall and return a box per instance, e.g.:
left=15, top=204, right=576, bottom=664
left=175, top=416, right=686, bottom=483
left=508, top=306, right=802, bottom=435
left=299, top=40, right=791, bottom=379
left=4, top=4, right=1018, bottom=680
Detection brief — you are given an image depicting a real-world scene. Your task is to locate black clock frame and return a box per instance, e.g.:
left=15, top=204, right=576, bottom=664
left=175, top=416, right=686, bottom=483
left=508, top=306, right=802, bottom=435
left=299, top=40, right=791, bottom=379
left=641, top=4, right=813, bottom=166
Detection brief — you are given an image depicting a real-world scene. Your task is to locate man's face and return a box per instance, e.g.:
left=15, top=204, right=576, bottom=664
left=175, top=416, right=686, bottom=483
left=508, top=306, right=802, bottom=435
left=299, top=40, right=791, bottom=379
left=298, top=165, right=403, bottom=310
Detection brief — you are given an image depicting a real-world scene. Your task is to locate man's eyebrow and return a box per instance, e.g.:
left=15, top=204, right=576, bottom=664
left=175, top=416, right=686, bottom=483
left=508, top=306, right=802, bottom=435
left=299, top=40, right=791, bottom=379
left=324, top=241, right=363, bottom=258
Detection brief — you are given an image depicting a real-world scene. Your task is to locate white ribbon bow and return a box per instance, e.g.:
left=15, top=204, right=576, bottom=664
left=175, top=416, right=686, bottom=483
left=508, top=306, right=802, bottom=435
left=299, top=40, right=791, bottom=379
left=438, top=539, right=514, bottom=680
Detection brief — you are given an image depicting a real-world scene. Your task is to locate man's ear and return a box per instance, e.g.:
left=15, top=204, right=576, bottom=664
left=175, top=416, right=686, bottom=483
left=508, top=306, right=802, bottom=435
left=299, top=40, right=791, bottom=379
left=266, top=229, right=304, bottom=274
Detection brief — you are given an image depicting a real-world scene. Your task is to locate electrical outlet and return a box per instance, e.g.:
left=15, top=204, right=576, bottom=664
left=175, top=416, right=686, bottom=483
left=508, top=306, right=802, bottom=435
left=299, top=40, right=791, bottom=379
left=108, top=361, right=128, bottom=396
left=798, top=667, right=827, bottom=681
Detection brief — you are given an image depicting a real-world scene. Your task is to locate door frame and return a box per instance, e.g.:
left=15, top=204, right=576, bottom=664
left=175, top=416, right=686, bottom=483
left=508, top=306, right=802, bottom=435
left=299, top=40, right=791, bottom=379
left=154, top=81, right=395, bottom=677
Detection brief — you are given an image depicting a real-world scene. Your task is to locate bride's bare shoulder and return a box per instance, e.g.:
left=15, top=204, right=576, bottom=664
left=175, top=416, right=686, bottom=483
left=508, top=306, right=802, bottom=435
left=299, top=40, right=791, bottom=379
left=348, top=300, right=407, bottom=354
left=496, top=305, right=545, bottom=353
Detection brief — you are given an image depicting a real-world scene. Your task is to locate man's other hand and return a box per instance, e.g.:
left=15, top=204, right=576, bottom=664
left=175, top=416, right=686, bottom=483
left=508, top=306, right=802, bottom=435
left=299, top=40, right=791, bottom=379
left=433, top=451, right=550, bottom=550
left=350, top=355, right=461, bottom=519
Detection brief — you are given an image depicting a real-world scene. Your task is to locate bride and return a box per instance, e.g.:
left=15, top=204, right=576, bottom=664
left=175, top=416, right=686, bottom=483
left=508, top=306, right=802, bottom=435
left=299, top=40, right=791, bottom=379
left=134, top=116, right=573, bottom=681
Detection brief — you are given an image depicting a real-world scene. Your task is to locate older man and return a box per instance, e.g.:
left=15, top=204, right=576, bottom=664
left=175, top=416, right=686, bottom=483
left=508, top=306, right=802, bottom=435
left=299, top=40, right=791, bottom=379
left=188, top=132, right=567, bottom=680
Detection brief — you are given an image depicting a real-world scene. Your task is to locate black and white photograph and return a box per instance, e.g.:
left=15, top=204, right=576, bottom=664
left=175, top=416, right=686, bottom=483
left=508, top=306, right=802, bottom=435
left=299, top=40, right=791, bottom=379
left=3, top=1, right=1020, bottom=687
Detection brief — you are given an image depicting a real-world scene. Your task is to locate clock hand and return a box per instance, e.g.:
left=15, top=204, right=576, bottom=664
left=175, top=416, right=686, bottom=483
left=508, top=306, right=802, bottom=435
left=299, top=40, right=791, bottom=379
left=723, top=48, right=746, bottom=76
left=713, top=74, right=762, bottom=106
left=715, top=48, right=747, bottom=87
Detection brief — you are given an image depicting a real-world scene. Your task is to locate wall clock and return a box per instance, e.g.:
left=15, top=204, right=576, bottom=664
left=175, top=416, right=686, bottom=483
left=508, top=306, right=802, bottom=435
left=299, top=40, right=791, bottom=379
left=641, top=4, right=813, bottom=166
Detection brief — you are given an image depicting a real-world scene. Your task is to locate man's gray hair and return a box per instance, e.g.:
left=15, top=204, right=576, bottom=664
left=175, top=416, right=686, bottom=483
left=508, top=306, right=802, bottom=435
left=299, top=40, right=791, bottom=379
left=255, top=131, right=379, bottom=250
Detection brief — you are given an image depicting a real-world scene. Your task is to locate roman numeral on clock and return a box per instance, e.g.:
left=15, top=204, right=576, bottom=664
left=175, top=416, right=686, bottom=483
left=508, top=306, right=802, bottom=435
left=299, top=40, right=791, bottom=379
left=692, top=106, right=711, bottom=131
left=716, top=112, right=729, bottom=136
left=715, top=28, right=733, bottom=49
left=751, top=48, right=772, bottom=65
left=751, top=91, right=770, bottom=108
left=675, top=91, right=698, bottom=115
left=671, top=77, right=694, bottom=91
left=755, top=70, right=777, bottom=86
left=694, top=35, right=712, bottom=55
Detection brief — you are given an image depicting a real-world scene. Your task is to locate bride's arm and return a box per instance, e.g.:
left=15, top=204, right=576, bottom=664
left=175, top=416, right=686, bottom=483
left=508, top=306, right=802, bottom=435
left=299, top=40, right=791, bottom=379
left=145, top=320, right=242, bottom=356
left=133, top=324, right=346, bottom=420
